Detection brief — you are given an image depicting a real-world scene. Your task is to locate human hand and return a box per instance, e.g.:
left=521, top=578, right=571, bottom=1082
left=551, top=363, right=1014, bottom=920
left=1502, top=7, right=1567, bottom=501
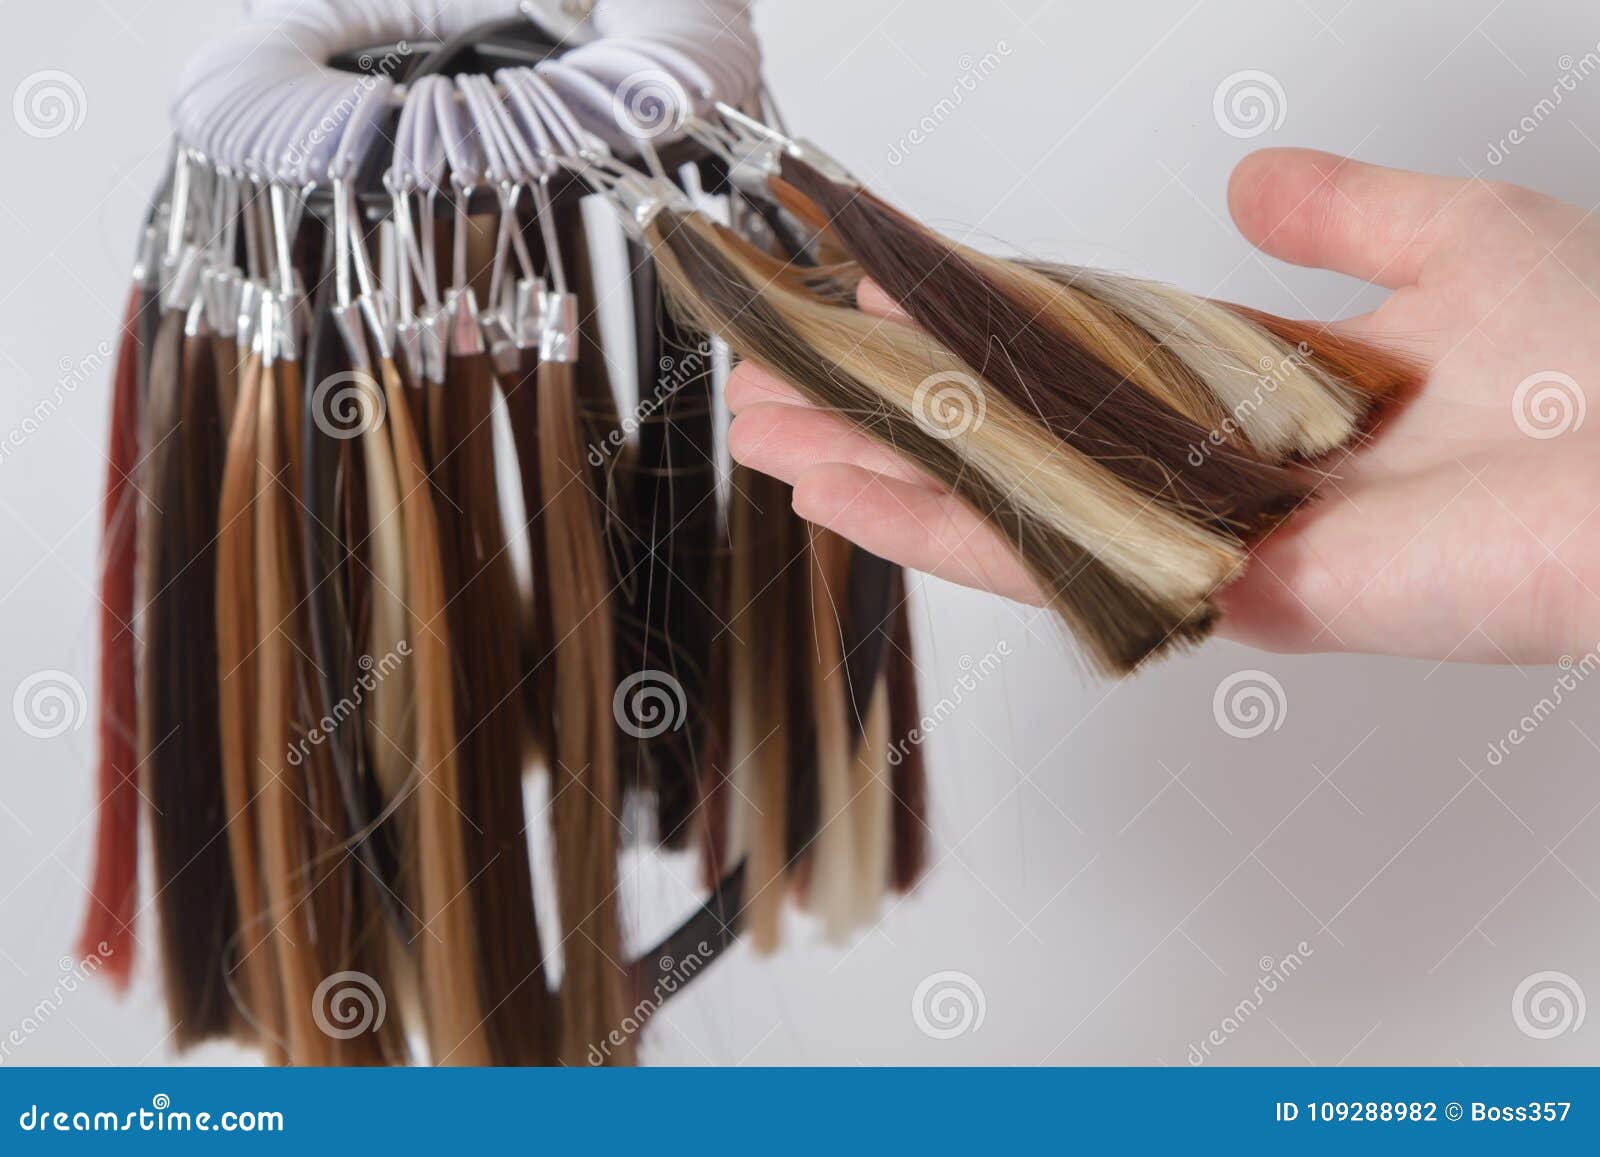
left=728, top=147, right=1600, bottom=665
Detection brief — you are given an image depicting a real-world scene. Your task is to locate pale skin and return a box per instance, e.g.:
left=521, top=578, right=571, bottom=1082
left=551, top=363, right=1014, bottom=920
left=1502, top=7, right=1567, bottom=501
left=727, top=147, right=1600, bottom=666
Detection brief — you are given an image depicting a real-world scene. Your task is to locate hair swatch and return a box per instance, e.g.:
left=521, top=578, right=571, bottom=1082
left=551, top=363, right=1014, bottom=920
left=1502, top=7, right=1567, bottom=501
left=305, top=281, right=400, bottom=928
left=496, top=340, right=556, bottom=766
left=805, top=526, right=860, bottom=942
left=635, top=297, right=720, bottom=848
left=645, top=198, right=1415, bottom=674
left=725, top=465, right=805, bottom=953
left=439, top=314, right=556, bottom=1066
left=646, top=211, right=1219, bottom=672
left=251, top=337, right=330, bottom=1062
left=773, top=158, right=1408, bottom=513
left=80, top=290, right=144, bottom=984
left=377, top=351, right=493, bottom=1065
left=886, top=582, right=928, bottom=893
left=216, top=344, right=283, bottom=1058
left=538, top=352, right=631, bottom=1065
left=303, top=292, right=415, bottom=1062
left=140, top=309, right=238, bottom=1043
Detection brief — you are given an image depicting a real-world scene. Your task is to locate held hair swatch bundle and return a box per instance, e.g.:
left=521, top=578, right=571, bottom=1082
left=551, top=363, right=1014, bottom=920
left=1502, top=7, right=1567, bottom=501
left=79, top=0, right=1416, bottom=1066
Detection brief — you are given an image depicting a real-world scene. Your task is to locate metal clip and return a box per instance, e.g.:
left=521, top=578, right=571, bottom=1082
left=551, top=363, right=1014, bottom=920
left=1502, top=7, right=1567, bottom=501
left=417, top=305, right=449, bottom=384
left=160, top=244, right=204, bottom=312
left=446, top=288, right=484, bottom=358
left=276, top=285, right=305, bottom=362
left=597, top=172, right=692, bottom=240
left=132, top=218, right=165, bottom=292
left=539, top=290, right=578, bottom=364
left=259, top=292, right=279, bottom=369
left=715, top=102, right=858, bottom=188
left=204, top=267, right=242, bottom=340
left=512, top=277, right=547, bottom=349
left=236, top=280, right=262, bottom=355
left=482, top=314, right=519, bottom=378
left=726, top=137, right=784, bottom=194
left=395, top=318, right=425, bottom=383
left=183, top=292, right=208, bottom=340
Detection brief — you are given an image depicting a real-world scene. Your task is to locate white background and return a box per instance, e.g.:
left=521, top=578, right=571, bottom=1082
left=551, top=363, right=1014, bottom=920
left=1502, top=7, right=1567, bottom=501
left=1, top=0, right=1598, bottom=1066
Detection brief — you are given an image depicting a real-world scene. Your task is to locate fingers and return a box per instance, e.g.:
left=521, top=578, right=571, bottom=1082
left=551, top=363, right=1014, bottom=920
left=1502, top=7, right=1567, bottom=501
left=791, top=463, right=1044, bottom=606
left=855, top=278, right=911, bottom=322
left=1214, top=475, right=1417, bottom=657
left=728, top=402, right=935, bottom=488
left=725, top=298, right=1041, bottom=605
left=726, top=362, right=810, bottom=413
left=727, top=360, right=1043, bottom=604
left=1227, top=148, right=1468, bottom=288
left=1213, top=454, right=1561, bottom=661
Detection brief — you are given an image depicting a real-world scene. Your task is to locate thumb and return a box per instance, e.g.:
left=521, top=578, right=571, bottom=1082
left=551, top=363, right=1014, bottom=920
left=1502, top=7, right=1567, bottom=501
left=1227, top=148, right=1467, bottom=288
